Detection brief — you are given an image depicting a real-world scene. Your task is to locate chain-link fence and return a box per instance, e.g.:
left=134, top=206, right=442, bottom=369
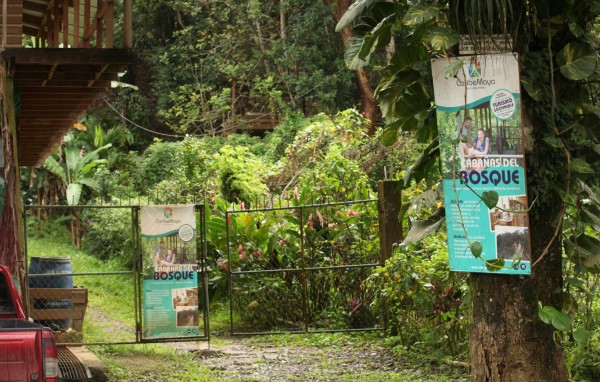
left=24, top=203, right=210, bottom=345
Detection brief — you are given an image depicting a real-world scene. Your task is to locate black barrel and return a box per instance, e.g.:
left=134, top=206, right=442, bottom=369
left=28, top=257, right=73, bottom=330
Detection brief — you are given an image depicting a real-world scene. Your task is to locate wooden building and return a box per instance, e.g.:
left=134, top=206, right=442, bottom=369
left=0, top=0, right=133, bottom=282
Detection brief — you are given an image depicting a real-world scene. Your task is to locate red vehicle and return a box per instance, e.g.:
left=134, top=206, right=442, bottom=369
left=0, top=265, right=58, bottom=382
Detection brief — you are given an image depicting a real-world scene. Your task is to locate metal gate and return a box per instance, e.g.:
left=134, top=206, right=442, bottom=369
left=222, top=198, right=385, bottom=335
left=23, top=203, right=209, bottom=345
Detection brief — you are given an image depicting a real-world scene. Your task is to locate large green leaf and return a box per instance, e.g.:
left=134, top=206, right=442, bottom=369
left=78, top=177, right=100, bottom=192
left=485, top=258, right=504, bottom=272
left=335, top=0, right=377, bottom=32
left=344, top=37, right=370, bottom=70
left=427, top=27, right=459, bottom=51
left=570, top=157, right=594, bottom=174
left=394, top=83, right=431, bottom=120
left=66, top=183, right=83, bottom=206
left=481, top=191, right=499, bottom=209
left=359, top=15, right=394, bottom=60
left=76, top=143, right=112, bottom=176
left=565, top=234, right=600, bottom=272
left=403, top=137, right=439, bottom=188
left=431, top=59, right=464, bottom=80
left=470, top=241, right=483, bottom=258
left=573, top=327, right=590, bottom=345
left=403, top=208, right=445, bottom=245
left=381, top=124, right=399, bottom=147
left=390, top=46, right=428, bottom=69
left=538, top=305, right=572, bottom=332
left=42, top=156, right=66, bottom=182
left=65, top=146, right=81, bottom=182
left=556, top=42, right=597, bottom=81
left=403, top=3, right=440, bottom=26
left=376, top=70, right=422, bottom=118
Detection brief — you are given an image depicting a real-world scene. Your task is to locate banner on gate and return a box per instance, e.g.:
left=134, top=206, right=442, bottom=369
left=141, top=205, right=200, bottom=338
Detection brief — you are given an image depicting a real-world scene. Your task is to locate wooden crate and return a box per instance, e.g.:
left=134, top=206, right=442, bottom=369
left=28, top=287, right=88, bottom=342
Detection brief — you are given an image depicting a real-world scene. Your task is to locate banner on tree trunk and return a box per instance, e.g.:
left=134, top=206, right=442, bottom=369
left=431, top=53, right=531, bottom=275
left=141, top=205, right=200, bottom=339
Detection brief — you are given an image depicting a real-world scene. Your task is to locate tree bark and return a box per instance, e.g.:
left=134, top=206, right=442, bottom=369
left=469, top=83, right=570, bottom=381
left=0, top=65, right=25, bottom=293
left=326, top=0, right=377, bottom=135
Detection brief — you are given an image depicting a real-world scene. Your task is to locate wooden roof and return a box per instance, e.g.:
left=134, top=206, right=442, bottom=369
left=2, top=48, right=133, bottom=166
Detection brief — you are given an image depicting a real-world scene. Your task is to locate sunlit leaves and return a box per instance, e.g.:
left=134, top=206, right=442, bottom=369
left=402, top=208, right=445, bottom=245
left=403, top=4, right=440, bottom=26
left=344, top=37, right=370, bottom=70
left=434, top=60, right=464, bottom=80
left=335, top=0, right=377, bottom=32
left=427, top=27, right=459, bottom=51
left=359, top=15, right=394, bottom=60
left=557, top=42, right=598, bottom=80
left=573, top=327, right=590, bottom=345
left=570, top=158, right=595, bottom=174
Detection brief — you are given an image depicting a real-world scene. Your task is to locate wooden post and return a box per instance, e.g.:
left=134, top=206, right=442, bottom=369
left=73, top=0, right=79, bottom=46
left=62, top=0, right=68, bottom=47
left=377, top=180, right=403, bottom=334
left=377, top=180, right=403, bottom=262
left=105, top=0, right=114, bottom=48
left=95, top=0, right=103, bottom=48
left=83, top=0, right=90, bottom=47
left=53, top=1, right=60, bottom=47
left=123, top=0, right=132, bottom=49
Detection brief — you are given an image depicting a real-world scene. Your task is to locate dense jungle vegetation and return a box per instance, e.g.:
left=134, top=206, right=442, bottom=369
left=22, top=0, right=600, bottom=380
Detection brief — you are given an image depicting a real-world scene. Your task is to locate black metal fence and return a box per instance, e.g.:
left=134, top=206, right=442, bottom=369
left=223, top=198, right=384, bottom=335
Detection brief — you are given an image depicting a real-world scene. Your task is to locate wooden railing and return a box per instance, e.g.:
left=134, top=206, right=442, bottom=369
left=9, top=0, right=132, bottom=49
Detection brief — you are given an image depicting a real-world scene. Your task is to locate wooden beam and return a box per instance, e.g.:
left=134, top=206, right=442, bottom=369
left=19, top=79, right=111, bottom=87
left=73, top=0, right=79, bottom=45
left=62, top=0, right=68, bottom=47
left=19, top=93, right=100, bottom=100
left=87, top=63, right=108, bottom=87
left=53, top=0, right=60, bottom=47
left=19, top=99, right=94, bottom=105
left=19, top=86, right=106, bottom=94
left=82, top=0, right=90, bottom=47
left=15, top=71, right=117, bottom=81
left=95, top=0, right=102, bottom=47
left=41, top=63, right=58, bottom=86
left=105, top=0, right=114, bottom=48
left=2, top=48, right=133, bottom=64
left=124, top=0, right=132, bottom=49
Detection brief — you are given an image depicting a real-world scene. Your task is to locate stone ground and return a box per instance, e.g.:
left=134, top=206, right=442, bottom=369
left=105, top=336, right=467, bottom=382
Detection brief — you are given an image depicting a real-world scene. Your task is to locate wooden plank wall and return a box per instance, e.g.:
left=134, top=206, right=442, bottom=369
left=0, top=0, right=22, bottom=47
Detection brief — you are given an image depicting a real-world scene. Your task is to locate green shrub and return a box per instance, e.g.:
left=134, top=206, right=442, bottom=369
left=367, top=235, right=469, bottom=355
left=81, top=206, right=133, bottom=265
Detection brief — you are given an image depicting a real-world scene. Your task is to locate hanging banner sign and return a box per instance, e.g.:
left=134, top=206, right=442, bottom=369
left=431, top=53, right=531, bottom=275
left=141, top=205, right=200, bottom=339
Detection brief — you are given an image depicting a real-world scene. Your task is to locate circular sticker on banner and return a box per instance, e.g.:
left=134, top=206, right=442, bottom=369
left=490, top=89, right=516, bottom=120
left=178, top=224, right=195, bottom=242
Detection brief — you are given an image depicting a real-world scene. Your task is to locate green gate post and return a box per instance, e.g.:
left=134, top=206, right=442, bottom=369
left=377, top=180, right=403, bottom=332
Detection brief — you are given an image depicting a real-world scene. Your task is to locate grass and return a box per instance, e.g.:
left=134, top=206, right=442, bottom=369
left=26, top=233, right=469, bottom=381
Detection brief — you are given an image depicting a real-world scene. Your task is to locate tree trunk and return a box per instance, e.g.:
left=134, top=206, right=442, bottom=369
left=469, top=83, right=570, bottom=381
left=0, top=66, right=25, bottom=293
left=326, top=0, right=377, bottom=135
